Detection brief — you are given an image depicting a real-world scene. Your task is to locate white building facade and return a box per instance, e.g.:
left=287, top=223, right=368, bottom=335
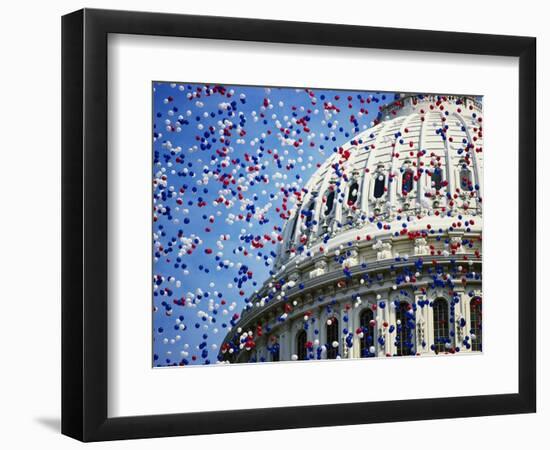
left=220, top=94, right=483, bottom=363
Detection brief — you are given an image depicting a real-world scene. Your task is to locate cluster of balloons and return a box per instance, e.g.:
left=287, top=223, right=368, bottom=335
left=152, top=82, right=482, bottom=366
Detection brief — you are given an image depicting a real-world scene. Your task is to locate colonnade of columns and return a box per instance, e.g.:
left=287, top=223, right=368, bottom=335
left=239, top=286, right=481, bottom=363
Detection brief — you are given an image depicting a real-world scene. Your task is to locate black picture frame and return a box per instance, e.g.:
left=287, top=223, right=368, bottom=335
left=62, top=8, right=536, bottom=442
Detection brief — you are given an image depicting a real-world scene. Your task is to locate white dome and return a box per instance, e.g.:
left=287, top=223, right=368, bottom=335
left=220, top=94, right=483, bottom=363
left=275, top=94, right=483, bottom=269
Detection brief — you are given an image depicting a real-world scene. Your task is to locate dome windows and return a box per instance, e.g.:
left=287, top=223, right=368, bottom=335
left=401, top=170, right=414, bottom=195
left=400, top=160, right=415, bottom=197
left=270, top=341, right=280, bottom=362
left=347, top=180, right=359, bottom=206
left=285, top=211, right=299, bottom=249
left=470, top=297, right=482, bottom=352
left=359, top=308, right=375, bottom=358
left=395, top=301, right=415, bottom=356
left=459, top=159, right=473, bottom=191
left=432, top=298, right=452, bottom=354
left=431, top=167, right=444, bottom=191
left=460, top=168, right=472, bottom=190
left=296, top=330, right=308, bottom=360
left=303, top=201, right=316, bottom=230
left=320, top=187, right=337, bottom=236
left=370, top=165, right=388, bottom=215
left=326, top=318, right=339, bottom=359
left=324, top=189, right=335, bottom=217
left=373, top=172, right=386, bottom=199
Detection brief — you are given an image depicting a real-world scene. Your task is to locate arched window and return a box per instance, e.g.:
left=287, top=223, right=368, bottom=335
left=347, top=181, right=359, bottom=205
left=460, top=167, right=472, bottom=191
left=432, top=167, right=443, bottom=190
left=271, top=342, right=280, bottom=362
left=296, top=330, right=307, bottom=360
left=287, top=212, right=299, bottom=247
left=433, top=298, right=451, bottom=354
left=395, top=301, right=415, bottom=356
left=470, top=297, right=482, bottom=352
left=326, top=318, right=339, bottom=359
left=324, top=190, right=335, bottom=216
left=401, top=170, right=414, bottom=195
left=303, top=202, right=315, bottom=229
left=373, top=173, right=385, bottom=198
left=359, top=308, right=375, bottom=357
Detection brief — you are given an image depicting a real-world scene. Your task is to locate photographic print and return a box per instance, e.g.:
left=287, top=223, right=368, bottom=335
left=152, top=83, right=483, bottom=367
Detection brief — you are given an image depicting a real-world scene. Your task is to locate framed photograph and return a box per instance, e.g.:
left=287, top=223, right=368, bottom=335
left=62, top=8, right=536, bottom=442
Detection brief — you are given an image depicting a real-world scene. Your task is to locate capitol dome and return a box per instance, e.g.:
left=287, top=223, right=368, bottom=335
left=220, top=94, right=483, bottom=363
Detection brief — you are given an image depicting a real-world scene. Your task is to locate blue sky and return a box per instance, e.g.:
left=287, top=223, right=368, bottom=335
left=152, top=82, right=399, bottom=366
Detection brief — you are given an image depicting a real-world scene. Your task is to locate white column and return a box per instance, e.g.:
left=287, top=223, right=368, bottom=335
left=341, top=304, right=353, bottom=359
left=351, top=305, right=361, bottom=359
left=387, top=296, right=396, bottom=356
left=458, top=290, right=471, bottom=352
left=304, top=310, right=315, bottom=360
left=376, top=295, right=390, bottom=357
left=425, top=295, right=435, bottom=354
left=279, top=323, right=291, bottom=361
left=312, top=307, right=322, bottom=360
left=414, top=291, right=429, bottom=355
left=450, top=290, right=463, bottom=351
